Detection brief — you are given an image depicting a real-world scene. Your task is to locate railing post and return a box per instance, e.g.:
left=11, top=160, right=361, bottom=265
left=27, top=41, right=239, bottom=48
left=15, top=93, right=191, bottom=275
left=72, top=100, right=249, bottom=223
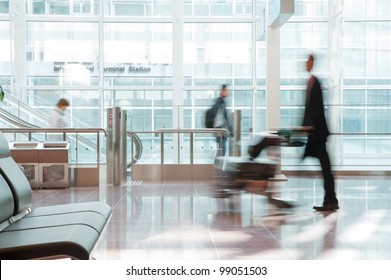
left=190, top=132, right=194, bottom=165
left=113, top=107, right=121, bottom=186
left=97, top=132, right=100, bottom=169
left=232, top=110, right=242, bottom=157
left=219, top=132, right=223, bottom=157
left=106, top=108, right=114, bottom=184
left=160, top=132, right=164, bottom=165
left=120, top=109, right=127, bottom=184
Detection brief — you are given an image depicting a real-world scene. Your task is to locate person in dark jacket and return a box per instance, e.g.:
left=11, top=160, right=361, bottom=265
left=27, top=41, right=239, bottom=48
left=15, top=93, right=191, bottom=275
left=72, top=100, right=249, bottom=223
left=212, top=84, right=230, bottom=157
left=303, top=54, right=339, bottom=211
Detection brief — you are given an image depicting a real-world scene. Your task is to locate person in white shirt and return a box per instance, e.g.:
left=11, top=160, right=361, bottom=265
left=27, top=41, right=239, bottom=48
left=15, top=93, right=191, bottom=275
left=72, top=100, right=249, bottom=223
left=50, top=98, right=69, bottom=128
left=48, top=98, right=69, bottom=141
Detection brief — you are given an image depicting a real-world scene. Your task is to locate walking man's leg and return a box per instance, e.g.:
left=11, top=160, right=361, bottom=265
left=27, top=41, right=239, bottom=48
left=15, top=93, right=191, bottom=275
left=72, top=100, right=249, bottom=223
left=313, top=143, right=339, bottom=211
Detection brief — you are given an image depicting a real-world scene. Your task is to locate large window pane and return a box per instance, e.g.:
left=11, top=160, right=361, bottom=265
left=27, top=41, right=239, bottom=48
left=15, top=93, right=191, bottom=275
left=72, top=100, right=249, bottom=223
left=104, top=23, right=172, bottom=87
left=184, top=23, right=252, bottom=86
left=281, top=22, right=328, bottom=85
left=26, top=22, right=99, bottom=86
left=294, top=0, right=328, bottom=17
left=20, top=89, right=100, bottom=127
left=368, top=109, right=391, bottom=133
left=26, top=0, right=98, bottom=15
left=0, top=21, right=11, bottom=84
left=183, top=0, right=252, bottom=17
left=105, top=90, right=173, bottom=131
left=103, top=0, right=172, bottom=16
left=342, top=108, right=365, bottom=132
left=344, top=0, right=391, bottom=17
left=344, top=22, right=391, bottom=83
left=0, top=0, right=9, bottom=14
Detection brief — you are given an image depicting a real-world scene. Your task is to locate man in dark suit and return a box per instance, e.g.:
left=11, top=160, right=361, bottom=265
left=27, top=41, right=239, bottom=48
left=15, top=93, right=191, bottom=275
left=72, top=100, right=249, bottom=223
left=303, top=54, right=339, bottom=211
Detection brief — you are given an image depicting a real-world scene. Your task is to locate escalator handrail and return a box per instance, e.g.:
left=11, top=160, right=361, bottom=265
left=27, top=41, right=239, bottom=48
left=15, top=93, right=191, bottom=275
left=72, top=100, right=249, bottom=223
left=127, top=131, right=143, bottom=168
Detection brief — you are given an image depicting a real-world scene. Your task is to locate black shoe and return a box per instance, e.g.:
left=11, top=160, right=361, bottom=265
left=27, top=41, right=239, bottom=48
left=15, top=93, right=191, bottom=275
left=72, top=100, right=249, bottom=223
left=313, top=204, right=339, bottom=211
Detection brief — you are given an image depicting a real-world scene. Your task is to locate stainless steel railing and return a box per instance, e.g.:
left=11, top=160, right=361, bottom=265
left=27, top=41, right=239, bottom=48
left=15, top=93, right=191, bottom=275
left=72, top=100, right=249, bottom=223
left=128, top=128, right=229, bottom=166
left=0, top=128, right=106, bottom=168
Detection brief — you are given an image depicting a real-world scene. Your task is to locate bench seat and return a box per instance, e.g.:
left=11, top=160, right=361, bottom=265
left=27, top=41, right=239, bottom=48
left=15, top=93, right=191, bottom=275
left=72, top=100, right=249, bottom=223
left=0, top=224, right=99, bottom=260
left=29, top=201, right=112, bottom=219
left=0, top=132, right=112, bottom=260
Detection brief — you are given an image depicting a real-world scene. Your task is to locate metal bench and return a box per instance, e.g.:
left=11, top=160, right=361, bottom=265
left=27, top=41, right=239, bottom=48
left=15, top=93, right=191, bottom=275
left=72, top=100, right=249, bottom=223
left=0, top=132, right=112, bottom=260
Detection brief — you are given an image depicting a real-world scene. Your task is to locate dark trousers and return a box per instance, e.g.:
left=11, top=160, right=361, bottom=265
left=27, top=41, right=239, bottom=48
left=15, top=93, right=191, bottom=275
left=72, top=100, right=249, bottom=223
left=216, top=136, right=227, bottom=157
left=304, top=142, right=338, bottom=205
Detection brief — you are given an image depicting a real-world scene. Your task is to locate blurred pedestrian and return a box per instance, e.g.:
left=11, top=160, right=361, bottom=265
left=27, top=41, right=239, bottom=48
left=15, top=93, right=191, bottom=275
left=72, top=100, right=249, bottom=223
left=212, top=84, right=231, bottom=157
left=49, top=98, right=69, bottom=141
left=50, top=98, right=69, bottom=128
left=302, top=54, right=339, bottom=211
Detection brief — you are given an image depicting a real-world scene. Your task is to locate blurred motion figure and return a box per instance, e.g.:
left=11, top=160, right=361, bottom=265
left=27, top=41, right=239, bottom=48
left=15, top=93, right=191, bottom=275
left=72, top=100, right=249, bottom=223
left=50, top=98, right=69, bottom=128
left=49, top=98, right=69, bottom=141
left=303, top=54, right=339, bottom=211
left=212, top=84, right=231, bottom=157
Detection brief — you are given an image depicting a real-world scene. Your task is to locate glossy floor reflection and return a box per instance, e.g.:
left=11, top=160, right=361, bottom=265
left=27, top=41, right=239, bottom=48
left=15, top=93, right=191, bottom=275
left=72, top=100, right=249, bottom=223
left=31, top=177, right=391, bottom=260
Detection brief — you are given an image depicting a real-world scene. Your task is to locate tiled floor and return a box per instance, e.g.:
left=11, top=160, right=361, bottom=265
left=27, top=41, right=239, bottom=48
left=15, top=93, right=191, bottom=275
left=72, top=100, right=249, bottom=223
left=31, top=176, right=391, bottom=260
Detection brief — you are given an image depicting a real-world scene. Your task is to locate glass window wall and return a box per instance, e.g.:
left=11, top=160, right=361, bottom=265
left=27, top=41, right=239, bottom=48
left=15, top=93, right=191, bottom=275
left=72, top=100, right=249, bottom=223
left=183, top=23, right=252, bottom=87
left=183, top=0, right=252, bottom=17
left=104, top=23, right=172, bottom=87
left=26, top=0, right=99, bottom=16
left=1, top=0, right=391, bottom=170
left=26, top=22, right=99, bottom=86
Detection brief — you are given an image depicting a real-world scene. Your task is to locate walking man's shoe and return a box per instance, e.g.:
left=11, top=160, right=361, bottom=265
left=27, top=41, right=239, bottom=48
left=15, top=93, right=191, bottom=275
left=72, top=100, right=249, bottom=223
left=313, top=204, right=339, bottom=211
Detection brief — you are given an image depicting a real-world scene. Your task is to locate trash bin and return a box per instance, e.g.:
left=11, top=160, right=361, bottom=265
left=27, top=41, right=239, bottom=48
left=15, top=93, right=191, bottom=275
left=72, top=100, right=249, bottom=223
left=38, top=142, right=70, bottom=188
left=9, top=142, right=39, bottom=189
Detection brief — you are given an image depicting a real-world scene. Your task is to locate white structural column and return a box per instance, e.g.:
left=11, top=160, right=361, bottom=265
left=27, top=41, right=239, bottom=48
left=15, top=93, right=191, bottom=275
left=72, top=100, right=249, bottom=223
left=98, top=0, right=105, bottom=127
left=265, top=0, right=287, bottom=180
left=10, top=0, right=26, bottom=103
left=328, top=0, right=343, bottom=168
left=266, top=5, right=280, bottom=132
left=172, top=0, right=184, bottom=163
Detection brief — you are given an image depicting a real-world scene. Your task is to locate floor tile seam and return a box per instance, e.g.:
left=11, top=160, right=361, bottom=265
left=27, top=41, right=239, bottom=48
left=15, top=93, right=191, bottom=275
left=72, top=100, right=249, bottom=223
left=31, top=188, right=66, bottom=206
left=207, top=225, right=221, bottom=260
left=77, top=187, right=99, bottom=202
left=258, top=220, right=299, bottom=260
left=111, top=190, right=130, bottom=210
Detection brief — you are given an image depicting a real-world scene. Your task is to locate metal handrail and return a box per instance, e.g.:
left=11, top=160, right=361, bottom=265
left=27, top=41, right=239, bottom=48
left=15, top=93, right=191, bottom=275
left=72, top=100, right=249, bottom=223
left=156, top=128, right=229, bottom=164
left=0, top=128, right=107, bottom=136
left=156, top=128, right=229, bottom=136
left=0, top=128, right=107, bottom=168
left=126, top=131, right=143, bottom=167
left=128, top=128, right=229, bottom=166
left=330, top=132, right=391, bottom=136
